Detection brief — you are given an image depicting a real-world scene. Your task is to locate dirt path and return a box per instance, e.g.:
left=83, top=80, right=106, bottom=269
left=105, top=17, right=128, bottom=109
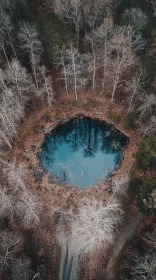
left=106, top=213, right=144, bottom=279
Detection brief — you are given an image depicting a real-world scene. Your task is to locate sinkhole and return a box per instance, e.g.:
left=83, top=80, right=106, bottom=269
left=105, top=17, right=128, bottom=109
left=40, top=117, right=128, bottom=189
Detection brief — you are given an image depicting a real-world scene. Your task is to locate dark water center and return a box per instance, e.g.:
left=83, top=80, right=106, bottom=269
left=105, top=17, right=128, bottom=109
left=41, top=117, right=128, bottom=189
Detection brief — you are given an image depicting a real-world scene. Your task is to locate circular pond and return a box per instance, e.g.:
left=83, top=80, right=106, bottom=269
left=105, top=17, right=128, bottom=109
left=41, top=117, right=128, bottom=189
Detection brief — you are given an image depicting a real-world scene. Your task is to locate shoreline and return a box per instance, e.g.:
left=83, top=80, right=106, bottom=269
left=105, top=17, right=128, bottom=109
left=12, top=94, right=140, bottom=279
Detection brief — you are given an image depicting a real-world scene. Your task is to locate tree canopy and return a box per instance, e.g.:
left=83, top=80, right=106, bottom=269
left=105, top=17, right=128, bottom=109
left=136, top=178, right=156, bottom=214
left=133, top=136, right=156, bottom=172
left=41, top=12, right=72, bottom=58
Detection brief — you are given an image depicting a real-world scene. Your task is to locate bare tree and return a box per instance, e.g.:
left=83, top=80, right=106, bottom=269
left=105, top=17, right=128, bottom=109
left=139, top=116, right=156, bottom=136
left=0, top=128, right=12, bottom=148
left=0, top=232, right=23, bottom=270
left=85, top=34, right=97, bottom=93
left=55, top=0, right=82, bottom=48
left=55, top=0, right=113, bottom=42
left=0, top=35, right=10, bottom=68
left=138, top=93, right=156, bottom=120
left=0, top=186, right=13, bottom=220
left=62, top=45, right=89, bottom=100
left=1, top=88, right=24, bottom=125
left=122, top=8, right=148, bottom=55
left=127, top=68, right=147, bottom=112
left=84, top=0, right=113, bottom=32
left=0, top=68, right=7, bottom=91
left=38, top=65, right=54, bottom=106
left=11, top=258, right=33, bottom=280
left=3, top=160, right=27, bottom=192
left=5, top=59, right=32, bottom=101
left=54, top=50, right=69, bottom=95
left=112, top=173, right=130, bottom=197
left=0, top=0, right=18, bottom=17
left=91, top=16, right=114, bottom=94
left=122, top=8, right=147, bottom=32
left=2, top=160, right=43, bottom=229
left=110, top=26, right=135, bottom=102
left=129, top=253, right=156, bottom=280
left=0, top=10, right=11, bottom=67
left=15, top=190, right=43, bottom=229
left=0, top=148, right=8, bottom=166
left=82, top=0, right=113, bottom=31
left=69, top=197, right=121, bottom=257
left=0, top=8, right=18, bottom=60
left=68, top=44, right=78, bottom=100
left=0, top=92, right=18, bottom=138
left=18, top=22, right=43, bottom=89
left=132, top=33, right=147, bottom=54
left=85, top=29, right=113, bottom=94
left=144, top=226, right=156, bottom=251
left=0, top=87, right=25, bottom=148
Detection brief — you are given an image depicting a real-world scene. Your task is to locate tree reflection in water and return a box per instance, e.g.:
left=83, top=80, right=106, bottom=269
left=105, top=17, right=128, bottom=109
left=41, top=117, right=128, bottom=189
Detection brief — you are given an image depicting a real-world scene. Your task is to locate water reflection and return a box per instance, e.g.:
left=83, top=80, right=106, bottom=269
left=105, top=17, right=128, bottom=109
left=41, top=117, right=128, bottom=189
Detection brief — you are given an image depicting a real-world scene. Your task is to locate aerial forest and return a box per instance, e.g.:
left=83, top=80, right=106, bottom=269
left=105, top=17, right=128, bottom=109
left=0, top=0, right=156, bottom=279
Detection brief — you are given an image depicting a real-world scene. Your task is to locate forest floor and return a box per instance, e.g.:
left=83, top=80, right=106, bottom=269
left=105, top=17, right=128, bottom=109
left=11, top=92, right=148, bottom=279
left=106, top=212, right=144, bottom=279
left=114, top=213, right=156, bottom=279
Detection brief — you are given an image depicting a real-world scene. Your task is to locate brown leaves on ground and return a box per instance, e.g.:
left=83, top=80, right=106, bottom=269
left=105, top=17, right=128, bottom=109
left=11, top=92, right=143, bottom=280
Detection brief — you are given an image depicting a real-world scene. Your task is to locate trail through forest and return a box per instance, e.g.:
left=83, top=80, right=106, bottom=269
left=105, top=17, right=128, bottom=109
left=106, top=213, right=144, bottom=279
left=59, top=233, right=78, bottom=280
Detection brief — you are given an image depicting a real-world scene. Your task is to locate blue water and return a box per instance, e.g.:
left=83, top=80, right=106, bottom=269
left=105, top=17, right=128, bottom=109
left=41, top=117, right=128, bottom=189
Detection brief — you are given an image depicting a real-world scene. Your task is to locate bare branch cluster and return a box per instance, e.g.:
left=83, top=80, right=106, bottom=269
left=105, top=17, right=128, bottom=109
left=138, top=94, right=156, bottom=120
left=18, top=22, right=43, bottom=90
left=126, top=67, right=147, bottom=112
left=3, top=160, right=27, bottom=192
left=16, top=191, right=43, bottom=229
left=55, top=45, right=90, bottom=100
left=0, top=232, right=23, bottom=270
left=0, top=186, right=13, bottom=220
left=144, top=226, right=156, bottom=251
left=11, top=258, right=33, bottom=280
left=37, top=65, right=54, bottom=106
left=112, top=173, right=130, bottom=197
left=18, top=23, right=54, bottom=106
left=139, top=116, right=156, bottom=136
left=0, top=230, right=34, bottom=279
left=65, top=197, right=122, bottom=257
left=110, top=26, right=135, bottom=101
left=1, top=160, right=43, bottom=228
left=129, top=252, right=156, bottom=280
left=0, top=59, right=33, bottom=148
